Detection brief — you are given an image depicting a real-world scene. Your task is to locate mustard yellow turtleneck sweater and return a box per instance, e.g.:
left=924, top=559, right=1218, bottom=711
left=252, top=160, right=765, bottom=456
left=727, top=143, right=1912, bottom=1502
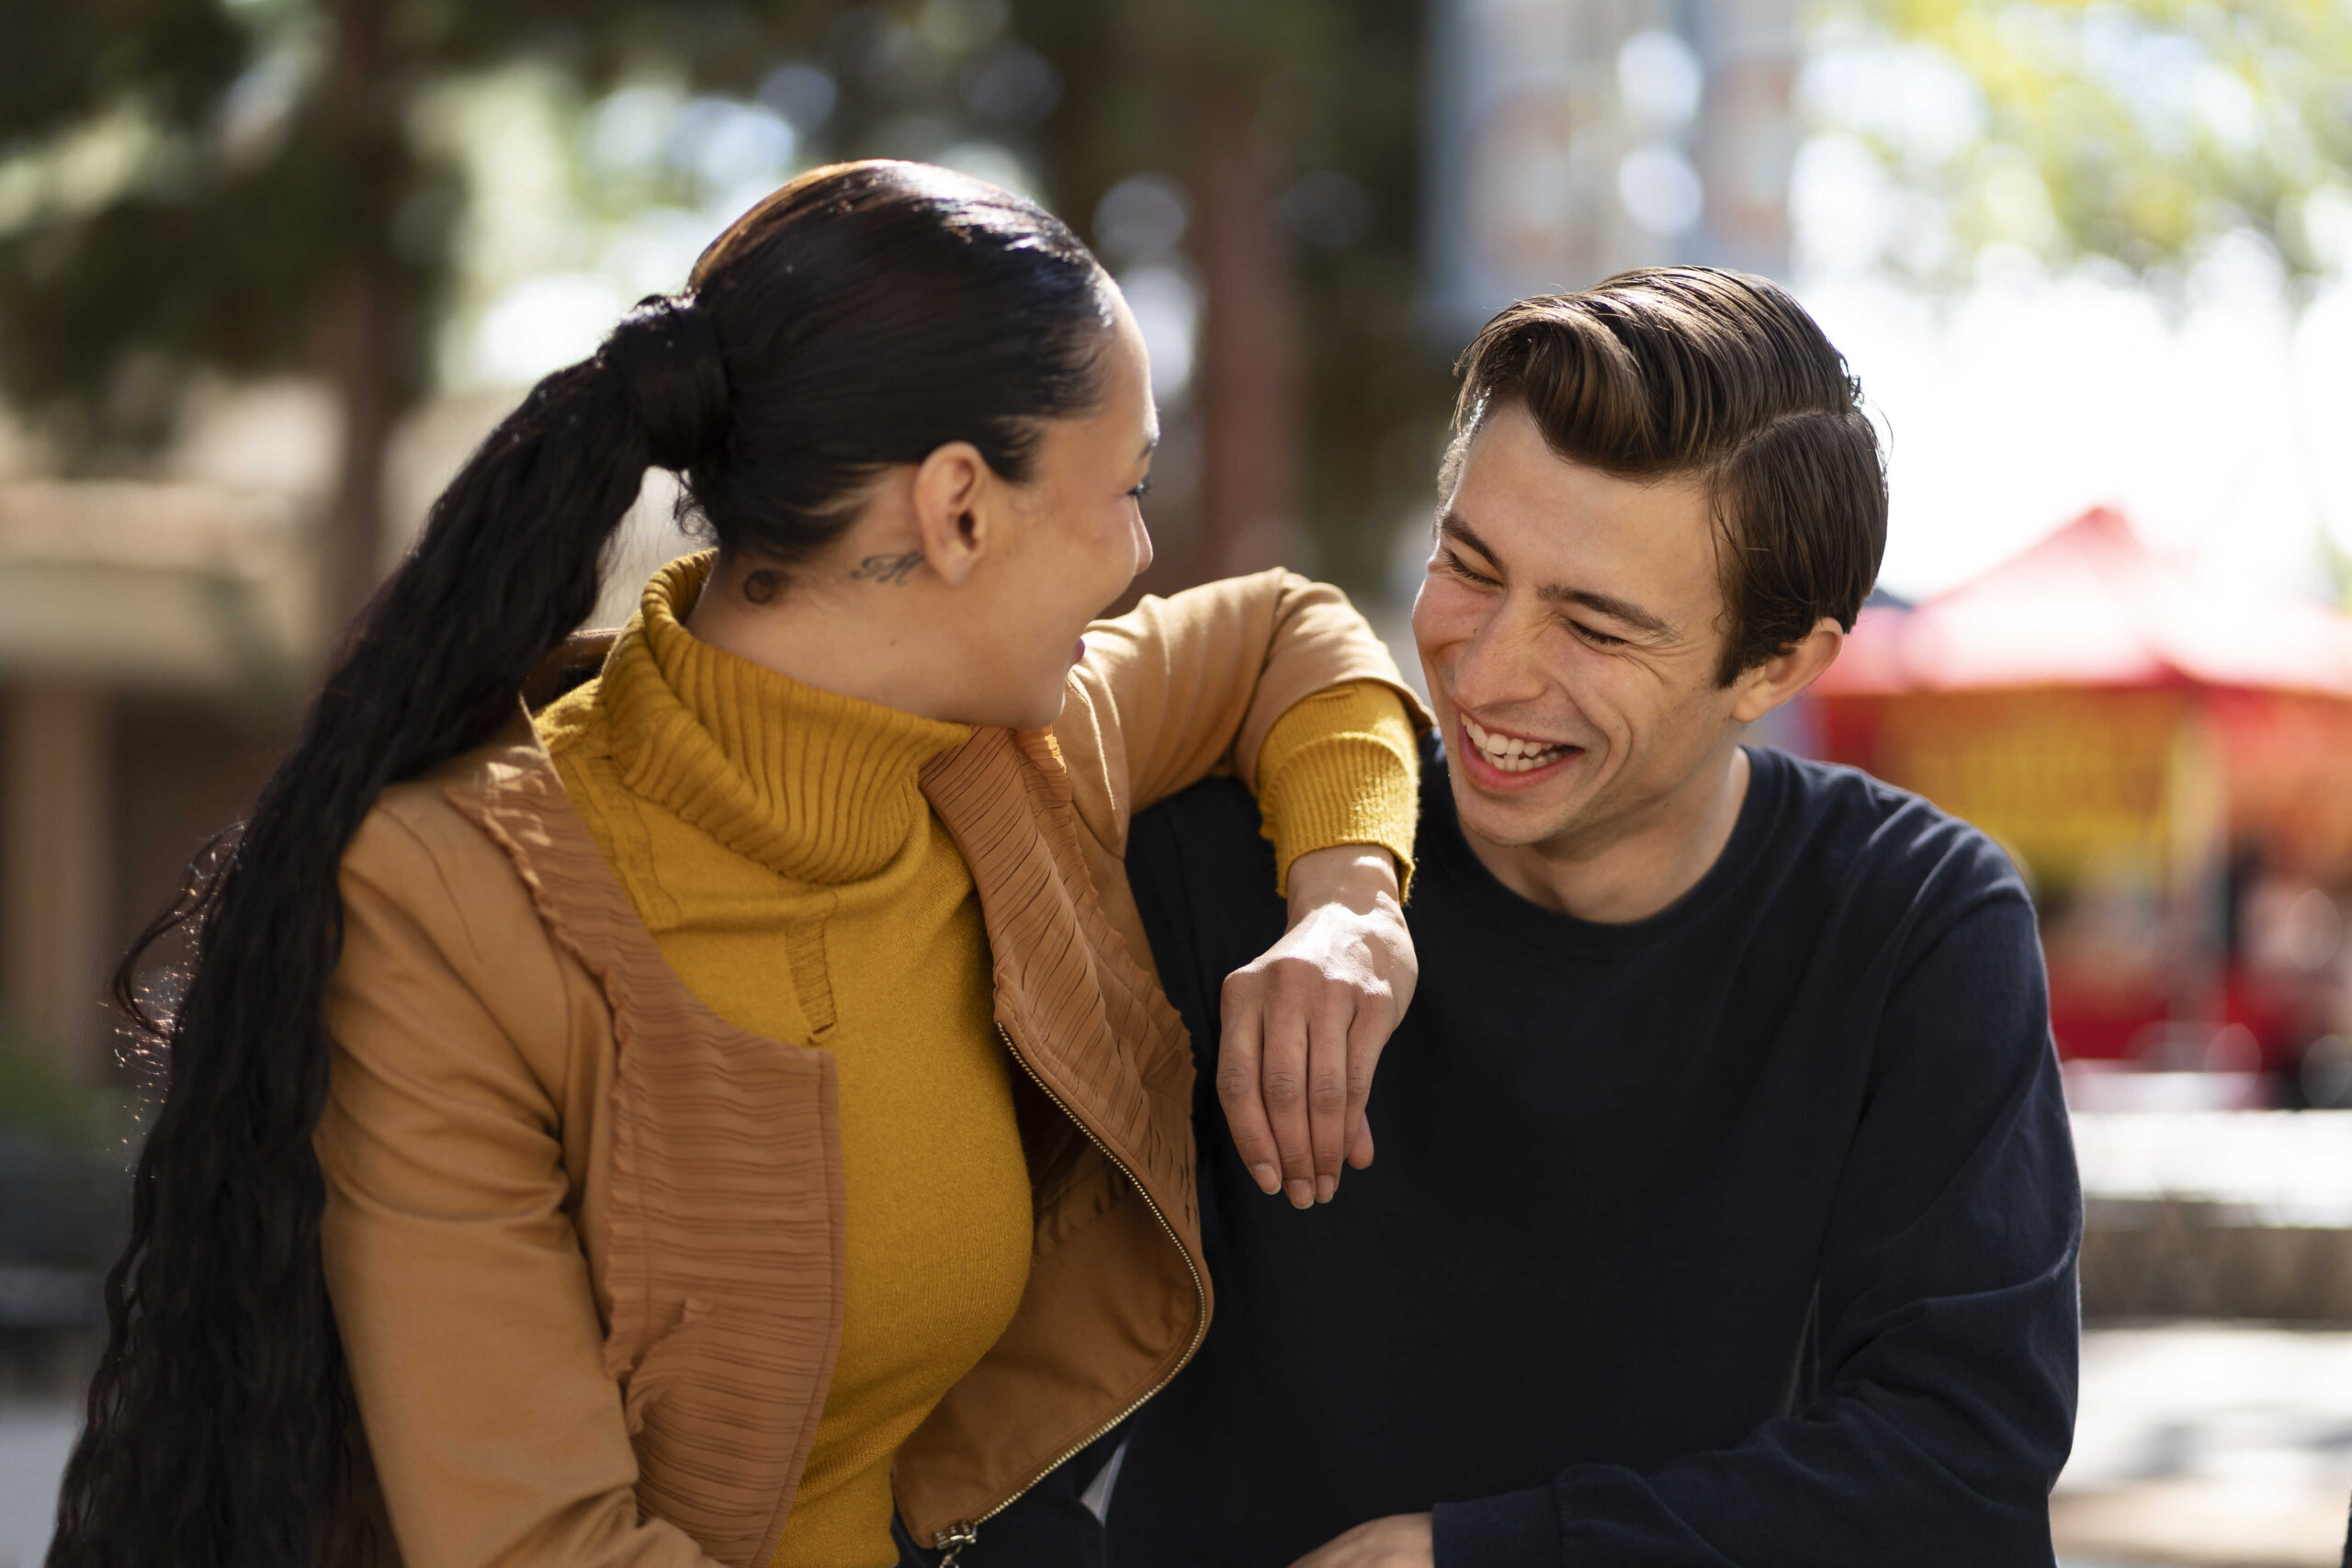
left=535, top=556, right=1416, bottom=1568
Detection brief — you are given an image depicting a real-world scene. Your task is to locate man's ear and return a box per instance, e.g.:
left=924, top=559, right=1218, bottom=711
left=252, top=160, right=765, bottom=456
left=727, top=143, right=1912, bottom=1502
left=1728, top=616, right=1845, bottom=724
left=910, top=441, right=995, bottom=587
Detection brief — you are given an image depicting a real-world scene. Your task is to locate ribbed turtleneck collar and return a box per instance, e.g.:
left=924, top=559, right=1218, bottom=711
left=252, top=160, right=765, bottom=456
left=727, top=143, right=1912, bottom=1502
left=599, top=554, right=973, bottom=886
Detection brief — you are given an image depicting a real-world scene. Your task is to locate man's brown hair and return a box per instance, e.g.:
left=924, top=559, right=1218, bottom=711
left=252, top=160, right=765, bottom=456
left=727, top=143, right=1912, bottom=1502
left=1444, top=266, right=1887, bottom=684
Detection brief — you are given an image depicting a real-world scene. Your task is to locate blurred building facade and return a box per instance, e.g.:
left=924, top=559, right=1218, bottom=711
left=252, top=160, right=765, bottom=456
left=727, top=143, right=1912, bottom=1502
left=0, top=394, right=326, bottom=1081
left=0, top=378, right=691, bottom=1083
left=1422, top=0, right=1795, bottom=340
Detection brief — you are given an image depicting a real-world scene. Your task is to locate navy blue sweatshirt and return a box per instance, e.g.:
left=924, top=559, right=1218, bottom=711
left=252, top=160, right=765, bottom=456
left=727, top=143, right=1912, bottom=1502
left=1080, top=739, right=2081, bottom=1568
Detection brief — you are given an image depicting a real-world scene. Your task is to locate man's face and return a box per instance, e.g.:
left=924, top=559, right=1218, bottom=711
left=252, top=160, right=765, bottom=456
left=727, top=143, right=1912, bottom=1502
left=1410, top=400, right=1751, bottom=860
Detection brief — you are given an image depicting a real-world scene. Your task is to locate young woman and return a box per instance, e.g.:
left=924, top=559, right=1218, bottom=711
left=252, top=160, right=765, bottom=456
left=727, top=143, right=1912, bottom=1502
left=51, top=162, right=1424, bottom=1567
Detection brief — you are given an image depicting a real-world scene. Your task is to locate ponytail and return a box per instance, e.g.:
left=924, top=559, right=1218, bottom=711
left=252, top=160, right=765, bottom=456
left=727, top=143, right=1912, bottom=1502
left=49, top=298, right=725, bottom=1568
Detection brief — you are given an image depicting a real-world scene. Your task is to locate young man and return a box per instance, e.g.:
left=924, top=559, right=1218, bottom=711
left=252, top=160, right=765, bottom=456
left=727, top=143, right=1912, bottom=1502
left=1088, top=269, right=2079, bottom=1567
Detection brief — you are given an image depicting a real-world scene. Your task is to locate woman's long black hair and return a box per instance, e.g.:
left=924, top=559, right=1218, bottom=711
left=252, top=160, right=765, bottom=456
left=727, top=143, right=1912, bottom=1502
left=50, top=160, right=1113, bottom=1568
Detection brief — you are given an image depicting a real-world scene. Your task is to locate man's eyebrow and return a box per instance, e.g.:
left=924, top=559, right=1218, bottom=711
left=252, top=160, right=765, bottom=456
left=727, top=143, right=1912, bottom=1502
left=1437, top=510, right=1675, bottom=638
left=1437, top=510, right=1495, bottom=559
left=1138, top=433, right=1160, bottom=459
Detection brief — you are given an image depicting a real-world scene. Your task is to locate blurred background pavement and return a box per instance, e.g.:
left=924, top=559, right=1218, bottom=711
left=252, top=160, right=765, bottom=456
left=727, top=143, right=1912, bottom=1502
left=6, top=0, right=2352, bottom=1562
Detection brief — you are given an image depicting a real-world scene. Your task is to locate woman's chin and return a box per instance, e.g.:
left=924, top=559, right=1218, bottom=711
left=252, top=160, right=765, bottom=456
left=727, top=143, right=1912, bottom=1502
left=976, top=676, right=1074, bottom=733
left=1027, top=682, right=1074, bottom=731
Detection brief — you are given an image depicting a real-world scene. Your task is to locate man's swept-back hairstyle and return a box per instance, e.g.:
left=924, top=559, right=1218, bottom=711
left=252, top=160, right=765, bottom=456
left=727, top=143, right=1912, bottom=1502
left=1445, top=267, right=1887, bottom=683
left=51, top=160, right=1113, bottom=1568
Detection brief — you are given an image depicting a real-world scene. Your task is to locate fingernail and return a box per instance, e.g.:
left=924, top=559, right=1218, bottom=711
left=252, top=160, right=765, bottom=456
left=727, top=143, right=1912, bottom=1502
left=1250, top=1163, right=1280, bottom=1195
left=1316, top=1175, right=1337, bottom=1204
left=1285, top=1179, right=1314, bottom=1210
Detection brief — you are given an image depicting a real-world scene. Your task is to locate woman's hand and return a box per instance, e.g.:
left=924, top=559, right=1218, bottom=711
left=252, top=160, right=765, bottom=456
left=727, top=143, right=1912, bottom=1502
left=1287, top=1513, right=1435, bottom=1568
left=1217, top=843, right=1416, bottom=1208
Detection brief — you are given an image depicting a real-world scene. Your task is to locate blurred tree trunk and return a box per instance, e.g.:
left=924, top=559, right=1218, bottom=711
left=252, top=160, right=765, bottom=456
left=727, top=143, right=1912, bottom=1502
left=1190, top=75, right=1304, bottom=578
left=319, top=0, right=400, bottom=632
left=322, top=265, right=396, bottom=631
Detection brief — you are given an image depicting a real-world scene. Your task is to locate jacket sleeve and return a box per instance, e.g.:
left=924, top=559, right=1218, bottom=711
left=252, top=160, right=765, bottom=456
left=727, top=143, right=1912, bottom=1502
left=1052, top=568, right=1430, bottom=861
left=1431, top=891, right=2083, bottom=1568
left=317, top=806, right=720, bottom=1568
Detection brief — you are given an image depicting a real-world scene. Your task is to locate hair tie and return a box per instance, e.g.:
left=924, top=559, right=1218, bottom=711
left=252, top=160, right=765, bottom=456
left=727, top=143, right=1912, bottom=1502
left=609, top=294, right=731, bottom=472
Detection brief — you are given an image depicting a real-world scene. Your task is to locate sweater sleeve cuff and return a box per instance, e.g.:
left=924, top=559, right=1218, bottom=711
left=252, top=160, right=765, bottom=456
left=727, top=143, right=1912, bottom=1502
left=1432, top=1484, right=1562, bottom=1568
left=1254, top=682, right=1421, bottom=899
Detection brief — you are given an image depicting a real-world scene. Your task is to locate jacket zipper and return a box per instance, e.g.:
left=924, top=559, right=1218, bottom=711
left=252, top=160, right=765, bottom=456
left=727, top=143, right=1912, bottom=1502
left=931, top=1022, right=1209, bottom=1560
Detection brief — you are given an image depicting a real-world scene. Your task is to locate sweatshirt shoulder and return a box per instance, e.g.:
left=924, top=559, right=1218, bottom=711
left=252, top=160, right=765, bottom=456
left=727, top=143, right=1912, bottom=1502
left=1768, top=749, right=2030, bottom=928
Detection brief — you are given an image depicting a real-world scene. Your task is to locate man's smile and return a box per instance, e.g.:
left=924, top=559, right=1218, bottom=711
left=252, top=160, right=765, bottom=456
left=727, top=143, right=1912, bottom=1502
left=1454, top=705, right=1584, bottom=786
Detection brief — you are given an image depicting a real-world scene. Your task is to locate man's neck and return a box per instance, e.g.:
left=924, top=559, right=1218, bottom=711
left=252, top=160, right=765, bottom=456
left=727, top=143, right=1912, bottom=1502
left=1465, top=742, right=1752, bottom=924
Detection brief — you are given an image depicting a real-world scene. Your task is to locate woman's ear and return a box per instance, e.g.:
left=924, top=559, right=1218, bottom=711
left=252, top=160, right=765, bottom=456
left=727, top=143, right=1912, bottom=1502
left=910, top=441, right=996, bottom=587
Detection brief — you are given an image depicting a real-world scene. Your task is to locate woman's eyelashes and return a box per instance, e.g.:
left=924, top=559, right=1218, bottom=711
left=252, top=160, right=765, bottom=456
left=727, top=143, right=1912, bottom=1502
left=1127, top=477, right=1153, bottom=499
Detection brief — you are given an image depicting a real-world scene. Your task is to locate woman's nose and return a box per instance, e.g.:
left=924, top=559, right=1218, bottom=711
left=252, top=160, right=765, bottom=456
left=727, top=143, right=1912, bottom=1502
left=1130, top=506, right=1155, bottom=577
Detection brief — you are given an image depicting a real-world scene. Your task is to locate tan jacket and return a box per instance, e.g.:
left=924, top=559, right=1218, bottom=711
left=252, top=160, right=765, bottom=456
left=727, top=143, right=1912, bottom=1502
left=316, top=570, right=1423, bottom=1567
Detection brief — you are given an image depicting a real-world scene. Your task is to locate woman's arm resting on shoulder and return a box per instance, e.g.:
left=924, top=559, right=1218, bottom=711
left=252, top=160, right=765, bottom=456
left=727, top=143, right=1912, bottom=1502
left=1221, top=681, right=1421, bottom=1207
left=318, top=810, right=719, bottom=1568
left=1058, top=574, right=1429, bottom=1208
left=1056, top=568, right=1428, bottom=846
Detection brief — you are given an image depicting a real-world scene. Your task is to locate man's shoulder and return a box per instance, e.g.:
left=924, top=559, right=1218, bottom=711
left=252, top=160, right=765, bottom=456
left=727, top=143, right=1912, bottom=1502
left=1760, top=746, right=2032, bottom=942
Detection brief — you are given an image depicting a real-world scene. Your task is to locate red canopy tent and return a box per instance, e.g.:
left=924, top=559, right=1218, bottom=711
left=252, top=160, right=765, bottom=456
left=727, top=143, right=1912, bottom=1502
left=1820, top=506, right=2352, bottom=701
left=1814, top=507, right=2352, bottom=1072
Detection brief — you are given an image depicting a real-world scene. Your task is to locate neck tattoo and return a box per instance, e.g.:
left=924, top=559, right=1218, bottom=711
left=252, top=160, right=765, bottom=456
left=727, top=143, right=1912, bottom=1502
left=850, top=550, right=924, bottom=586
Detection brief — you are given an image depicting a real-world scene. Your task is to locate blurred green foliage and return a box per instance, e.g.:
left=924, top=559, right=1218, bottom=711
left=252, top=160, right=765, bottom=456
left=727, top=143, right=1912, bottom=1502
left=0, top=0, right=811, bottom=457
left=9, top=1, right=2347, bottom=592
left=0, top=0, right=1445, bottom=592
left=1833, top=0, right=2352, bottom=288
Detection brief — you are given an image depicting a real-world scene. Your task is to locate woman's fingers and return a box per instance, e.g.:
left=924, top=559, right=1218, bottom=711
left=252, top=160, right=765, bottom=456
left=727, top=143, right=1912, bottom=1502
left=1341, top=1003, right=1387, bottom=1172
left=1253, top=957, right=1323, bottom=1207
left=1223, top=953, right=1395, bottom=1206
left=1215, top=971, right=1283, bottom=1196
left=1221, top=958, right=1350, bottom=1207
left=1307, top=994, right=1353, bottom=1202
left=1219, top=844, right=1414, bottom=1208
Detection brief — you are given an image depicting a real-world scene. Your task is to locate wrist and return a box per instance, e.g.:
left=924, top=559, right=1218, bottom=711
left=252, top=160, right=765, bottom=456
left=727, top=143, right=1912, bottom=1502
left=1285, top=843, right=1402, bottom=924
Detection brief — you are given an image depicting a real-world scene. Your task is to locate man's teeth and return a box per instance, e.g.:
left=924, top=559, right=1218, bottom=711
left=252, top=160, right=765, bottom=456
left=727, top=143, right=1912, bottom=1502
left=1463, top=716, right=1568, bottom=773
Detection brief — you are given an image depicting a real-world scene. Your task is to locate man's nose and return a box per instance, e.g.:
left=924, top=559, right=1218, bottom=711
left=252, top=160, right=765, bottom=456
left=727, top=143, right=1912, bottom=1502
left=1450, top=606, right=1548, bottom=713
